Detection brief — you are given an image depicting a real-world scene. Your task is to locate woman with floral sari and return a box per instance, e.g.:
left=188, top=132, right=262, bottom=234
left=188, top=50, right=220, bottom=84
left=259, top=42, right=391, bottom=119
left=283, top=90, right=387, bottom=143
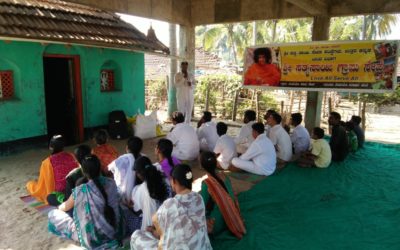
left=130, top=164, right=212, bottom=250
left=48, top=155, right=124, bottom=249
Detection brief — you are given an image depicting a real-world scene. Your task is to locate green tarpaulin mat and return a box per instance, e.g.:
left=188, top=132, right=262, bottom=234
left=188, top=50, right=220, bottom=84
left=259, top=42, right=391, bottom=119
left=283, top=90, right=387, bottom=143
left=211, top=141, right=400, bottom=250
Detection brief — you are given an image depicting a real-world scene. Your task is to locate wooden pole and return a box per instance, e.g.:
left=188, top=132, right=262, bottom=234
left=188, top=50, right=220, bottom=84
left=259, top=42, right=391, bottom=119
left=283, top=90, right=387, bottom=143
left=280, top=101, right=284, bottom=114
left=256, top=91, right=260, bottom=121
left=361, top=100, right=367, bottom=131
left=298, top=91, right=303, bottom=112
left=205, top=82, right=210, bottom=111
left=232, top=89, right=239, bottom=121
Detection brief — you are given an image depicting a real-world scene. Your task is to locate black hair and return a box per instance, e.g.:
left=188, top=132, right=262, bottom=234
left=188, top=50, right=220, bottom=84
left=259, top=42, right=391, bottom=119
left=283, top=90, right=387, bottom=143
left=330, top=112, right=341, bottom=121
left=313, top=127, right=324, bottom=139
left=252, top=122, right=265, bottom=134
left=200, top=152, right=227, bottom=192
left=94, top=129, right=108, bottom=145
left=202, top=111, right=212, bottom=122
left=181, top=61, right=188, bottom=66
left=172, top=111, right=185, bottom=124
left=291, top=113, right=302, bottom=125
left=351, top=115, right=362, bottom=125
left=171, top=164, right=193, bottom=190
left=134, top=156, right=168, bottom=202
left=345, top=121, right=355, bottom=131
left=49, top=135, right=65, bottom=155
left=73, top=144, right=91, bottom=164
left=244, top=110, right=256, bottom=121
left=271, top=112, right=282, bottom=124
left=81, top=155, right=116, bottom=228
left=264, top=109, right=276, bottom=120
left=216, top=122, right=228, bottom=136
left=157, top=139, right=175, bottom=169
left=253, top=47, right=272, bottom=63
left=127, top=136, right=143, bottom=159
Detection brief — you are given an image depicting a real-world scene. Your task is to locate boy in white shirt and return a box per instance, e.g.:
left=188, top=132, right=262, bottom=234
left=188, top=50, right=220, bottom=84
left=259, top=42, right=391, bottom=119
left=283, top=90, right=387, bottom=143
left=231, top=122, right=276, bottom=176
left=213, top=122, right=237, bottom=169
left=267, top=112, right=293, bottom=168
left=290, top=113, right=310, bottom=159
left=166, top=112, right=200, bottom=161
left=197, top=111, right=219, bottom=152
left=235, top=110, right=257, bottom=154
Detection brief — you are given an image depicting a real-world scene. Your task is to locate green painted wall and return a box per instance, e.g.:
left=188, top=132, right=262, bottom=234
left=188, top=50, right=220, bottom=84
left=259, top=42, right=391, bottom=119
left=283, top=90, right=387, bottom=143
left=0, top=40, right=144, bottom=143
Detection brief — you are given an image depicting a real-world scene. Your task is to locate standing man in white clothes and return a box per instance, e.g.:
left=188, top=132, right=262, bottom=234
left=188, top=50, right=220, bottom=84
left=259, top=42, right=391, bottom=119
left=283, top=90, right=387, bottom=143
left=231, top=122, right=276, bottom=176
left=235, top=110, right=257, bottom=154
left=174, top=61, right=195, bottom=124
left=197, top=111, right=219, bottom=151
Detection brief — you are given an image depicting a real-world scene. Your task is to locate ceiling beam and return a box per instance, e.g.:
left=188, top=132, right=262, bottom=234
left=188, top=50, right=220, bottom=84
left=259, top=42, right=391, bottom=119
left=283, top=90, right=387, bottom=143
left=285, top=0, right=328, bottom=16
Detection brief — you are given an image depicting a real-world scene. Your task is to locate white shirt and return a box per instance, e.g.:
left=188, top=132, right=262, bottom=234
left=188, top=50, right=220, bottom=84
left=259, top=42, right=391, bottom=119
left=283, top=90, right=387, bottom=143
left=239, top=134, right=276, bottom=175
left=214, top=134, right=237, bottom=169
left=235, top=120, right=256, bottom=147
left=197, top=121, right=219, bottom=151
left=291, top=124, right=310, bottom=155
left=268, top=124, right=293, bottom=162
left=174, top=72, right=195, bottom=93
left=167, top=123, right=200, bottom=160
left=108, top=153, right=136, bottom=203
left=131, top=182, right=161, bottom=230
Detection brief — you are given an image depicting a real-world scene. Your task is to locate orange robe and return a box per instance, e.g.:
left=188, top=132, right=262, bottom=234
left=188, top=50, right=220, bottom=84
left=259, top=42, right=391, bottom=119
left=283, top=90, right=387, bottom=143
left=26, top=157, right=55, bottom=202
left=244, top=63, right=281, bottom=86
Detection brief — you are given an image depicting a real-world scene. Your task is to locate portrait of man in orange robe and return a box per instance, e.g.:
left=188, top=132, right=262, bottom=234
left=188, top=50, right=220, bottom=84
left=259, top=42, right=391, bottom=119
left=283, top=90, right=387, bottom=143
left=244, top=47, right=281, bottom=86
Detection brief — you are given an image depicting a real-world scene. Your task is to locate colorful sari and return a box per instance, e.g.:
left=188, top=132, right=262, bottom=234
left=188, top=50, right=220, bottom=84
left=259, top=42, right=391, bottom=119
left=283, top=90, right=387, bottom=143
left=92, top=144, right=118, bottom=176
left=26, top=152, right=78, bottom=202
left=203, top=174, right=246, bottom=239
left=130, top=191, right=212, bottom=250
left=48, top=177, right=124, bottom=249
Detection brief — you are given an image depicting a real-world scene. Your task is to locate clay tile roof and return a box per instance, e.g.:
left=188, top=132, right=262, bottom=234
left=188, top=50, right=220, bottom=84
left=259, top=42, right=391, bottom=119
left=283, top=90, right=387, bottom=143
left=0, top=0, right=169, bottom=54
left=145, top=47, right=234, bottom=80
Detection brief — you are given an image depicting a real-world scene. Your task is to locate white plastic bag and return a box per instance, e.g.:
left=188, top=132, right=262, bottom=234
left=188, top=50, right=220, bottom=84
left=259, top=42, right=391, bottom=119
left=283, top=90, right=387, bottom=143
left=134, top=111, right=157, bottom=139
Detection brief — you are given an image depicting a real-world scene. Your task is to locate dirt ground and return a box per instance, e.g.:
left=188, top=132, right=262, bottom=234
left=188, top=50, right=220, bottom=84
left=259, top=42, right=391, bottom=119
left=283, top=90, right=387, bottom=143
left=0, top=124, right=253, bottom=250
left=1, top=107, right=399, bottom=249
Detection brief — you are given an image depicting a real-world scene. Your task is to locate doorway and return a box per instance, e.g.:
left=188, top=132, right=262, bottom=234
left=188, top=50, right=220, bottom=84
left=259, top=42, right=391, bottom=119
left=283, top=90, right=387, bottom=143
left=43, top=55, right=83, bottom=145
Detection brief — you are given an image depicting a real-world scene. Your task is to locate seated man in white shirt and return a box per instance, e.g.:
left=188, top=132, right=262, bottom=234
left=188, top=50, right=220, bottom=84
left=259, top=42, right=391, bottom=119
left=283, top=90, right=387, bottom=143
left=166, top=112, right=200, bottom=161
left=231, top=122, right=276, bottom=176
left=214, top=122, right=237, bottom=169
left=235, top=110, right=257, bottom=154
left=197, top=111, right=219, bottom=152
left=263, top=109, right=276, bottom=137
left=290, top=113, right=310, bottom=160
left=267, top=112, right=293, bottom=168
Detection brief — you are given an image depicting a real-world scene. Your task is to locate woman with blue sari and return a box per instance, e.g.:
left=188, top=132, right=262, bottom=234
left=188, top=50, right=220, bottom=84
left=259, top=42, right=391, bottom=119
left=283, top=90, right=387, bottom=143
left=48, top=155, right=124, bottom=249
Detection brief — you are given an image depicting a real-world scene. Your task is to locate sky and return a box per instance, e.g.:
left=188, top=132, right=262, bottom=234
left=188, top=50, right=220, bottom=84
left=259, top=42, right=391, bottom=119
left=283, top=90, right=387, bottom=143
left=119, top=13, right=400, bottom=48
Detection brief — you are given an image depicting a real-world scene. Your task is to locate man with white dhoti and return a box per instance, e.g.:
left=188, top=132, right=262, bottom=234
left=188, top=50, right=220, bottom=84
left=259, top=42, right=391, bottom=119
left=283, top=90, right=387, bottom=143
left=174, top=61, right=195, bottom=124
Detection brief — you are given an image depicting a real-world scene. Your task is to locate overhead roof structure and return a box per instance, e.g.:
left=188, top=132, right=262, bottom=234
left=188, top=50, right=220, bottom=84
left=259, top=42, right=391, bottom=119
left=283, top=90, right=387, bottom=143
left=64, top=0, right=400, bottom=26
left=0, top=0, right=169, bottom=54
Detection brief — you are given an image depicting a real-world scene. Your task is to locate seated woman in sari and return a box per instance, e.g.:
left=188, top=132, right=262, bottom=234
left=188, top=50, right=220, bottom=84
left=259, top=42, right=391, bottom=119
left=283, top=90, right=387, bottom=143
left=26, top=135, right=78, bottom=202
left=200, top=151, right=246, bottom=238
left=128, top=156, right=169, bottom=232
left=244, top=47, right=281, bottom=86
left=131, top=164, right=212, bottom=250
left=47, top=144, right=91, bottom=207
left=92, top=129, right=118, bottom=177
left=48, top=155, right=124, bottom=249
left=154, top=138, right=180, bottom=178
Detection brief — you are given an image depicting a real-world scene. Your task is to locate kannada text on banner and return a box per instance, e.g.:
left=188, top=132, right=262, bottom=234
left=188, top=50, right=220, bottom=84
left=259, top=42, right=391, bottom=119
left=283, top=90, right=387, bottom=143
left=242, top=41, right=398, bottom=92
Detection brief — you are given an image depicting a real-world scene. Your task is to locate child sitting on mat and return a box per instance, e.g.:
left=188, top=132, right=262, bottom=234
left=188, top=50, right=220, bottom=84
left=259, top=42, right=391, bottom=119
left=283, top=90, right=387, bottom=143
left=92, top=129, right=118, bottom=177
left=298, top=127, right=331, bottom=168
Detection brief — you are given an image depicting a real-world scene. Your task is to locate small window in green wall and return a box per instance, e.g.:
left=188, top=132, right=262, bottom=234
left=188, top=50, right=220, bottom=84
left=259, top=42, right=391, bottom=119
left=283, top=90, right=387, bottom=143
left=0, top=70, right=14, bottom=100
left=100, top=60, right=122, bottom=92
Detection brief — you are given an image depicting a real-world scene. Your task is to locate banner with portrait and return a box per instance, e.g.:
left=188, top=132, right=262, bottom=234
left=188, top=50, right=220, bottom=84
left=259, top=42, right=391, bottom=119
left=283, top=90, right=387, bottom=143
left=242, top=40, right=399, bottom=92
